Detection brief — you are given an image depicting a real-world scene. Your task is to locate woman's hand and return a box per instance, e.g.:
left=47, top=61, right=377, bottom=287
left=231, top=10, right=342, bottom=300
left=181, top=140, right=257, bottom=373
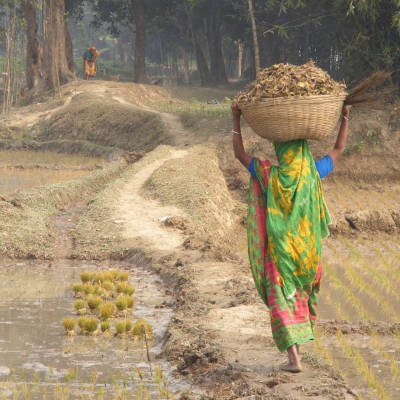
left=342, top=104, right=351, bottom=117
left=231, top=100, right=242, bottom=119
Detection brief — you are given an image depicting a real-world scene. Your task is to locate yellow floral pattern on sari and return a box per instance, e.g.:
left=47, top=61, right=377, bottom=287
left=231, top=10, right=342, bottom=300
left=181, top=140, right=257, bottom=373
left=254, top=140, right=331, bottom=299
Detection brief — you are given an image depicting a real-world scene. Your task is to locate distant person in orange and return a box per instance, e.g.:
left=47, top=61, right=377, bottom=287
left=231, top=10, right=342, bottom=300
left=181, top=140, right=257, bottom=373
left=83, top=46, right=100, bottom=80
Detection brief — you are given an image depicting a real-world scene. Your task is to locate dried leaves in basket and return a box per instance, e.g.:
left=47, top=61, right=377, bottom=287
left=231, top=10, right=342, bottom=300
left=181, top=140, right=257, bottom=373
left=237, top=60, right=347, bottom=105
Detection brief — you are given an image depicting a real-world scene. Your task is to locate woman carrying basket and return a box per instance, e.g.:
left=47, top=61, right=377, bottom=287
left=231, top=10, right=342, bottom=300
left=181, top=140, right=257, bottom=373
left=231, top=100, right=350, bottom=372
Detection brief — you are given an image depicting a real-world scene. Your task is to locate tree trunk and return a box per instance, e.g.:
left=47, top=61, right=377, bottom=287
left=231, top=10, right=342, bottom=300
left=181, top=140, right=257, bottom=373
left=180, top=47, right=190, bottom=84
left=237, top=40, right=244, bottom=79
left=131, top=0, right=147, bottom=83
left=206, top=0, right=227, bottom=84
left=42, top=0, right=74, bottom=91
left=184, top=1, right=212, bottom=86
left=248, top=0, right=260, bottom=77
left=24, top=0, right=43, bottom=90
left=64, top=18, right=74, bottom=73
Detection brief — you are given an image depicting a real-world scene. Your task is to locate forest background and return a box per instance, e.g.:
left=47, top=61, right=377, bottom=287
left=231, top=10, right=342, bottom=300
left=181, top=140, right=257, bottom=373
left=0, top=0, right=399, bottom=109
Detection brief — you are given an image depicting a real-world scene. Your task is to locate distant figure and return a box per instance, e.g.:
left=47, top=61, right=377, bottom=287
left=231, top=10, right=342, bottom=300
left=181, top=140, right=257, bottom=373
left=83, top=46, right=100, bottom=80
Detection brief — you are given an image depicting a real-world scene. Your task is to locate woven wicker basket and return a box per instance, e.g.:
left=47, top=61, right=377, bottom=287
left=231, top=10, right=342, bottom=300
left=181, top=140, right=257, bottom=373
left=239, top=94, right=347, bottom=142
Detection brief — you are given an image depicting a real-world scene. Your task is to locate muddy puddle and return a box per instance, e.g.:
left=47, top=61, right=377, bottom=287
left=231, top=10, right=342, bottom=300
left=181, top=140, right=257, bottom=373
left=0, top=150, right=108, bottom=195
left=0, top=259, right=192, bottom=398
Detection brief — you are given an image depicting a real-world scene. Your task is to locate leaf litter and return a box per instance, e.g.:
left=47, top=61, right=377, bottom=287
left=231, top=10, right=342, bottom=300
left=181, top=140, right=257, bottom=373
left=237, top=60, right=347, bottom=105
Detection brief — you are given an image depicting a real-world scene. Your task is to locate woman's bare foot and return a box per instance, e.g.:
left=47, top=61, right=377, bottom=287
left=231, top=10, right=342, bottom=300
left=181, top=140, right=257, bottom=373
left=283, top=344, right=302, bottom=373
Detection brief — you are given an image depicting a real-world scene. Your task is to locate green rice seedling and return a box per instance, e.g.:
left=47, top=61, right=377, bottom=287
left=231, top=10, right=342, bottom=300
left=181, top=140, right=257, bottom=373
left=99, top=302, right=115, bottom=320
left=125, top=296, right=134, bottom=309
left=100, top=320, right=111, bottom=332
left=132, top=319, right=152, bottom=338
left=80, top=271, right=92, bottom=283
left=115, top=321, right=125, bottom=335
left=323, top=261, right=373, bottom=321
left=110, top=270, right=119, bottom=281
left=117, top=272, right=129, bottom=282
left=62, top=317, right=75, bottom=333
left=92, top=272, right=105, bottom=284
left=337, top=330, right=390, bottom=400
left=116, top=282, right=135, bottom=296
left=72, top=283, right=84, bottom=296
left=115, top=320, right=132, bottom=334
left=87, top=296, right=103, bottom=311
left=83, top=283, right=95, bottom=295
left=115, top=297, right=127, bottom=311
left=77, top=316, right=88, bottom=332
left=102, top=281, right=114, bottom=291
left=84, top=317, right=98, bottom=333
left=74, top=299, right=85, bottom=311
left=102, top=271, right=114, bottom=282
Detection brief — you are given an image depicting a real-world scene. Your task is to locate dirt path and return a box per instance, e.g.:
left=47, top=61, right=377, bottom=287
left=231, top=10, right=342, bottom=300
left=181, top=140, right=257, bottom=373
left=114, top=150, right=187, bottom=253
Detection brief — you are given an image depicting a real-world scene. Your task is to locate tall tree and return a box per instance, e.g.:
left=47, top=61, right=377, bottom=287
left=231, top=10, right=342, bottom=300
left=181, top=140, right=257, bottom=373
left=23, top=0, right=42, bottom=90
left=131, top=0, right=146, bottom=83
left=248, top=0, right=260, bottom=76
left=42, top=0, right=75, bottom=90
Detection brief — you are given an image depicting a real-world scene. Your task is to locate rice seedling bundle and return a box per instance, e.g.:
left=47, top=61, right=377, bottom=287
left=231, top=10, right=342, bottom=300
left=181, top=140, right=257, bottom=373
left=100, top=320, right=111, bottom=332
left=132, top=319, right=152, bottom=338
left=74, top=299, right=85, bottom=311
left=87, top=296, right=103, bottom=311
left=115, top=297, right=127, bottom=311
left=80, top=271, right=92, bottom=283
left=62, top=317, right=75, bottom=333
left=99, top=302, right=115, bottom=319
left=115, top=320, right=132, bottom=334
left=84, top=317, right=98, bottom=333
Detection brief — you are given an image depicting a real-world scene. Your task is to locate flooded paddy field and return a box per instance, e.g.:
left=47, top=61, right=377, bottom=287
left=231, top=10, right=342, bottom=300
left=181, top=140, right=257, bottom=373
left=314, top=236, right=400, bottom=400
left=0, top=150, right=108, bottom=196
left=0, top=260, right=191, bottom=399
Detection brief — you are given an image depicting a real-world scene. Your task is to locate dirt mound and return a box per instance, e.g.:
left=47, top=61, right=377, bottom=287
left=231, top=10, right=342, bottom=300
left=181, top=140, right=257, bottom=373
left=142, top=144, right=246, bottom=261
left=38, top=93, right=171, bottom=153
left=329, top=209, right=399, bottom=234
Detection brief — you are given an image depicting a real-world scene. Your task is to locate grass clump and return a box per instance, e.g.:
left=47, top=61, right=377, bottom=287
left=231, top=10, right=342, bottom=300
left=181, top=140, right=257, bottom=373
left=92, top=272, right=105, bottom=284
left=117, top=271, right=129, bottom=281
left=77, top=316, right=87, bottom=331
left=74, top=299, right=85, bottom=311
left=125, top=296, right=135, bottom=309
left=80, top=271, right=92, bottom=283
left=62, top=317, right=75, bottom=333
left=72, top=283, right=84, bottom=296
left=115, top=320, right=132, bottom=334
left=99, top=302, right=115, bottom=320
left=83, top=283, right=95, bottom=295
left=132, top=319, right=152, bottom=338
left=115, top=297, right=127, bottom=311
left=116, top=282, right=135, bottom=296
left=83, top=317, right=98, bottom=333
left=102, top=281, right=114, bottom=291
left=101, top=320, right=111, bottom=332
left=87, top=296, right=103, bottom=311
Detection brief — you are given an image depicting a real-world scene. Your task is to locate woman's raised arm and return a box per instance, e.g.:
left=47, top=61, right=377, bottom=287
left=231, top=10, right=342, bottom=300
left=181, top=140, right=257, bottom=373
left=232, top=101, right=252, bottom=169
